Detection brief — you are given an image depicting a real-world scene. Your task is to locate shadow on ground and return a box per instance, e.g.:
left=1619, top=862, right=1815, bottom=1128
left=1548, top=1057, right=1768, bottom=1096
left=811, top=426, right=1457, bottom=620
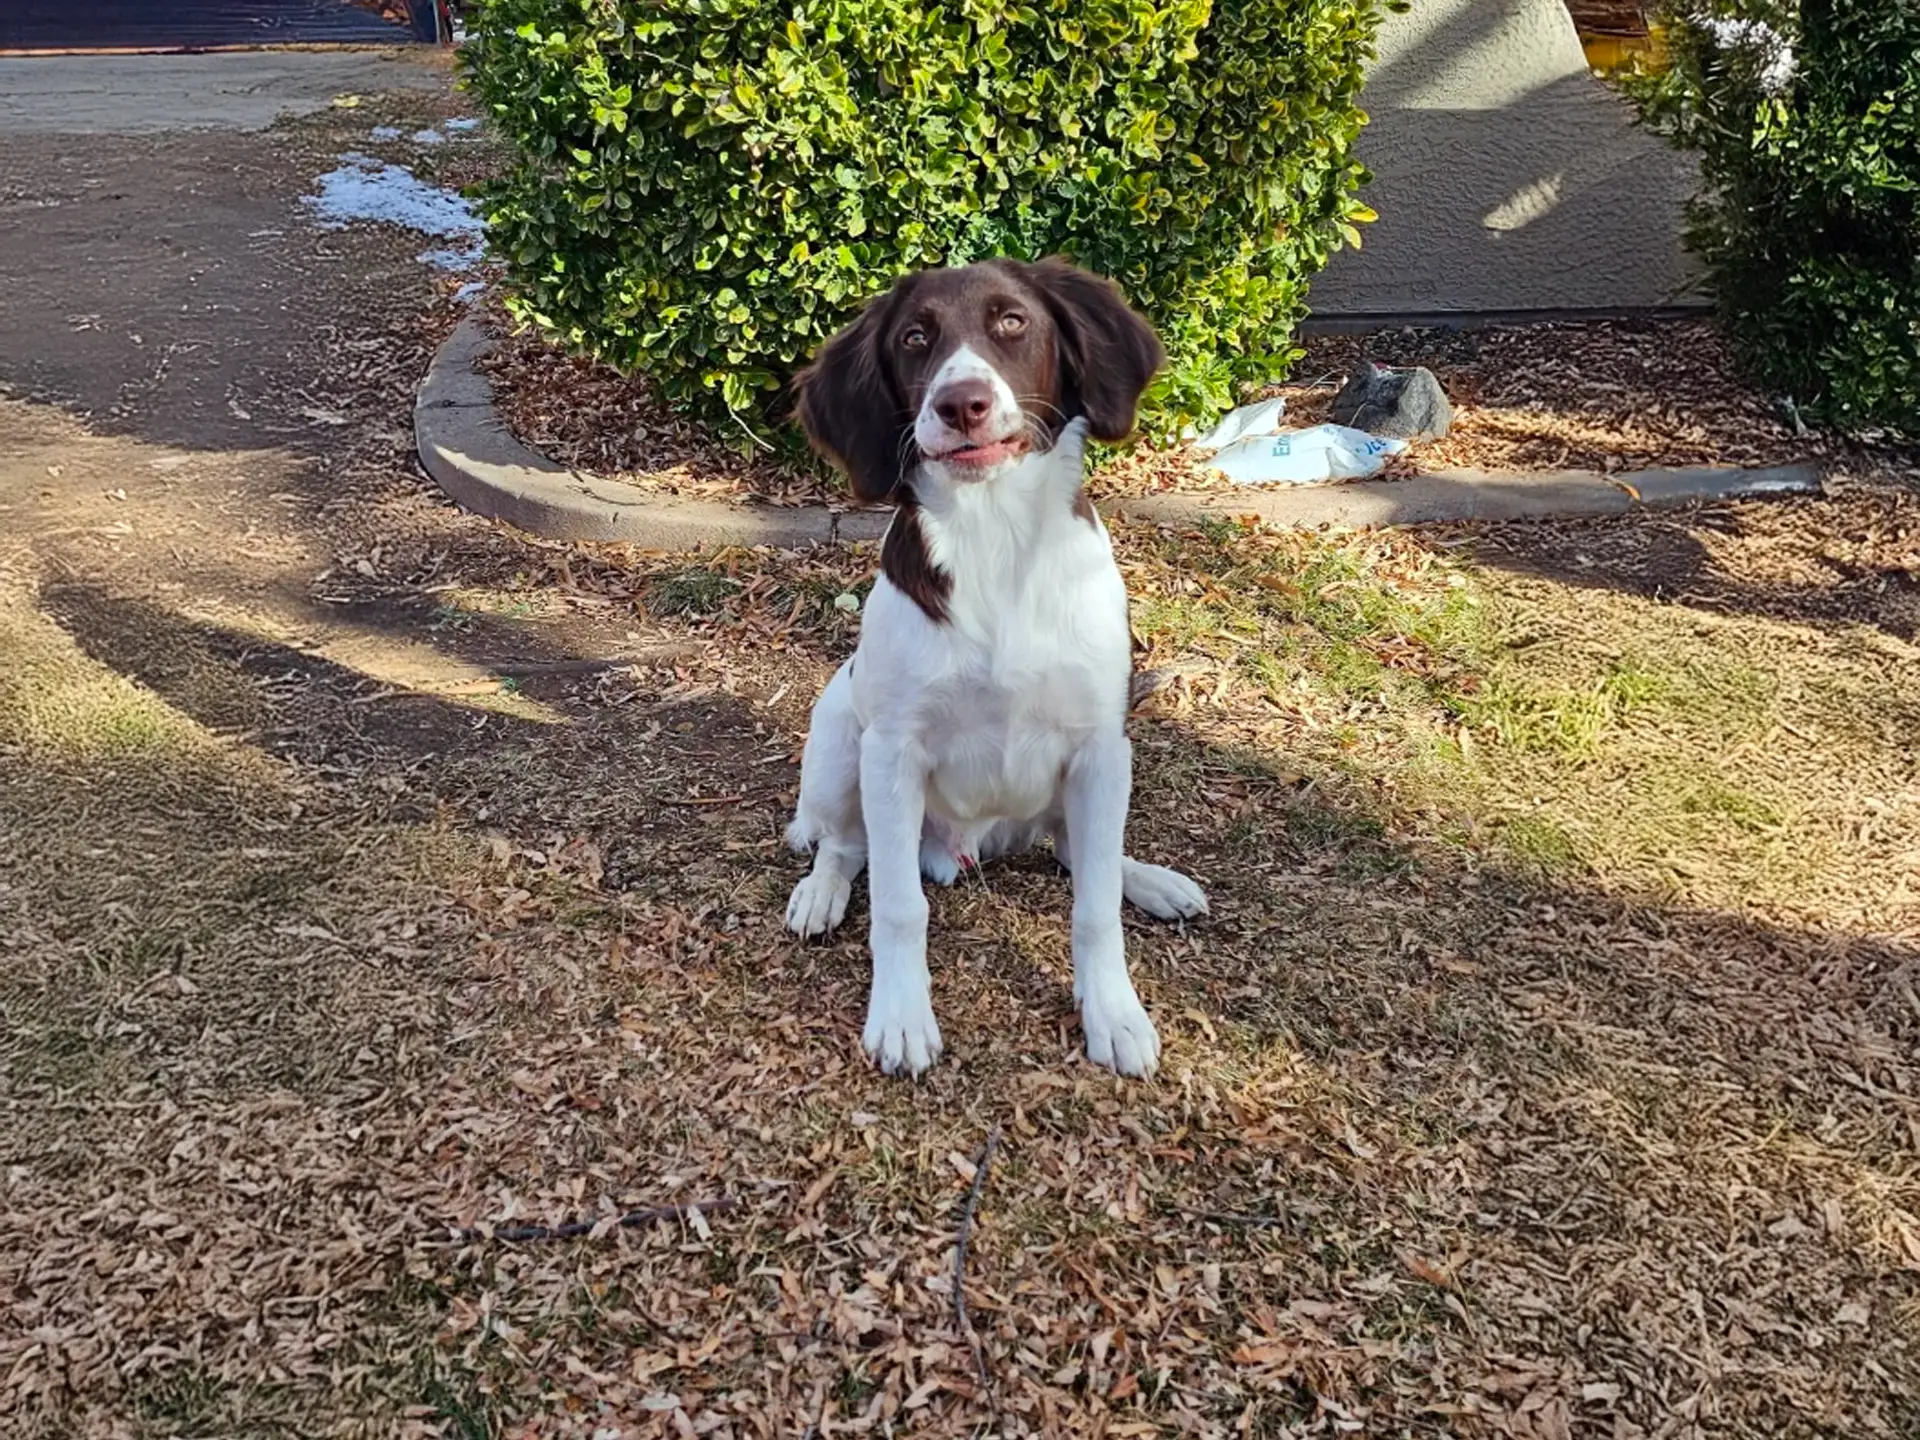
left=1462, top=492, right=1920, bottom=645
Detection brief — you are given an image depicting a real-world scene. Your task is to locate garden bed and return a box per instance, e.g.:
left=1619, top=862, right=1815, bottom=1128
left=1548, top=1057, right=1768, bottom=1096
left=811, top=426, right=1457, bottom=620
left=477, top=296, right=1829, bottom=507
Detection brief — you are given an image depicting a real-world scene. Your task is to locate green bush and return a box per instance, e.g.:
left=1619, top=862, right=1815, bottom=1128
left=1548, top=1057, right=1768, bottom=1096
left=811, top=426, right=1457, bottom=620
left=461, top=0, right=1390, bottom=440
left=1627, top=2, right=1918, bottom=432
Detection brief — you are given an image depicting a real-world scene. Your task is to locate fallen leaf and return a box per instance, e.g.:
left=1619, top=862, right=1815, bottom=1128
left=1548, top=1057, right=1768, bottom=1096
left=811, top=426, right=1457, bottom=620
left=1400, top=1251, right=1454, bottom=1287
left=631, top=1351, right=672, bottom=1382
left=1768, top=1211, right=1812, bottom=1241
left=800, top=1168, right=838, bottom=1214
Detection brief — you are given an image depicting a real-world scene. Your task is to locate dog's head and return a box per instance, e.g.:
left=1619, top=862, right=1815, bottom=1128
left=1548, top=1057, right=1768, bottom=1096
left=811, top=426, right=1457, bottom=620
left=792, top=259, right=1165, bottom=503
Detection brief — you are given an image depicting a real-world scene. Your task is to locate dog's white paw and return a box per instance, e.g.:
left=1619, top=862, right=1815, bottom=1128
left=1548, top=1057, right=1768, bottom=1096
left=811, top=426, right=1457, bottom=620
left=863, top=984, right=943, bottom=1077
left=1080, top=978, right=1160, bottom=1079
left=1123, top=860, right=1209, bottom=921
left=786, top=871, right=851, bottom=938
left=919, top=837, right=963, bottom=887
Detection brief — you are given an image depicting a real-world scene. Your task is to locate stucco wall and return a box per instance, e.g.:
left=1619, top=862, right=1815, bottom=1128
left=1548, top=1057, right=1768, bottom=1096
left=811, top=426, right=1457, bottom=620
left=1310, top=0, right=1703, bottom=318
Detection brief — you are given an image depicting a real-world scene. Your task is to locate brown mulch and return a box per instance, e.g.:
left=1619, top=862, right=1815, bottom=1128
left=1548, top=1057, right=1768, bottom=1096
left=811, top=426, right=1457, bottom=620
left=1472, top=477, right=1920, bottom=637
left=476, top=298, right=867, bottom=510
left=478, top=303, right=1860, bottom=503
left=1564, top=0, right=1652, bottom=34
left=1282, top=318, right=1821, bottom=479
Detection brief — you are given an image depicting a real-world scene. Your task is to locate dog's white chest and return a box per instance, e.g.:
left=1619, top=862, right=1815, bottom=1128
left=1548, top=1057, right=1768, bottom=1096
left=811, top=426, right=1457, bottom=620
left=849, top=446, right=1132, bottom=830
left=919, top=611, right=1121, bottom=824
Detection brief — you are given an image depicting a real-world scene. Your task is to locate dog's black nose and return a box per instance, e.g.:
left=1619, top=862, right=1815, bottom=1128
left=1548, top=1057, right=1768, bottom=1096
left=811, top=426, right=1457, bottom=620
left=933, top=379, right=994, bottom=436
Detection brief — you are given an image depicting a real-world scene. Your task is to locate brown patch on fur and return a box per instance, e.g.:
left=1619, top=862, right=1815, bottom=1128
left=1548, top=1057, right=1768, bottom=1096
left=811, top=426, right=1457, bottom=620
left=1071, top=488, right=1099, bottom=528
left=1015, top=259, right=1164, bottom=443
left=879, top=491, right=951, bottom=624
left=790, top=287, right=910, bottom=505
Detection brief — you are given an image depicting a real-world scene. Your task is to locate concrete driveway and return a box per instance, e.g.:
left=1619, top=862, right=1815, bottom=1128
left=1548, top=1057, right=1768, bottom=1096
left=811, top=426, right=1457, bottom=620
left=0, top=48, right=480, bottom=623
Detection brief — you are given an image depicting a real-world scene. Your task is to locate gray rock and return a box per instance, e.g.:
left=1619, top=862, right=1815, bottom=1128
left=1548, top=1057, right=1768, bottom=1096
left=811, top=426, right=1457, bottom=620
left=1329, top=362, right=1453, bottom=440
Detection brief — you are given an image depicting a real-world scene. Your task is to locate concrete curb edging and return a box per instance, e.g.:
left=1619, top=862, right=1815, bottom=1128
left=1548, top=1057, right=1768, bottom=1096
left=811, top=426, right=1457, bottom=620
left=1105, top=461, right=1822, bottom=529
left=416, top=315, right=1823, bottom=548
left=415, top=316, right=892, bottom=549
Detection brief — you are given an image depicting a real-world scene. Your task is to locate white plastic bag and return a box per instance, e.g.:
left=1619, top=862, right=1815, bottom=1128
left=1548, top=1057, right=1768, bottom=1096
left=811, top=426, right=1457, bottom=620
left=1205, top=423, right=1406, bottom=486
left=1190, top=396, right=1288, bottom=451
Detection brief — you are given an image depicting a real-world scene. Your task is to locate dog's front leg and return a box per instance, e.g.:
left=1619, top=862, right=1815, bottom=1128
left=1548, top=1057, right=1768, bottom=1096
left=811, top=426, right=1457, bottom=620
left=1063, top=730, right=1160, bottom=1077
left=859, top=729, right=942, bottom=1076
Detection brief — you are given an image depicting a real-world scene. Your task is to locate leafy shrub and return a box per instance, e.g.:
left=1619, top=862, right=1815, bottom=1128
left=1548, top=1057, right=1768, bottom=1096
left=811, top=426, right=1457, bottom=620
left=461, top=0, right=1390, bottom=439
left=1627, top=3, right=1918, bottom=431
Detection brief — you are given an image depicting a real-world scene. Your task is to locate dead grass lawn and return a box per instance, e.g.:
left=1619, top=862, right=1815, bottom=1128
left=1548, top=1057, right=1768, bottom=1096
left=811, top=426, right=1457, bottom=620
left=4, top=477, right=1918, bottom=1440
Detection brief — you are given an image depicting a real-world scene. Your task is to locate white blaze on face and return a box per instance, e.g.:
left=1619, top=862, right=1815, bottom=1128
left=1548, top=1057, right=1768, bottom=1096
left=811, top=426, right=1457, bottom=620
left=913, top=343, right=1026, bottom=458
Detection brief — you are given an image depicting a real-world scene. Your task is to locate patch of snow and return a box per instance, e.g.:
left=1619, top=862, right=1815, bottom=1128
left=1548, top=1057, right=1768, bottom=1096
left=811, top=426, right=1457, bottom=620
left=306, top=152, right=480, bottom=239
left=444, top=117, right=482, bottom=133
left=420, top=242, right=485, bottom=272
left=453, top=281, right=486, bottom=305
left=370, top=125, right=402, bottom=140
left=410, top=128, right=446, bottom=146
left=305, top=153, right=483, bottom=271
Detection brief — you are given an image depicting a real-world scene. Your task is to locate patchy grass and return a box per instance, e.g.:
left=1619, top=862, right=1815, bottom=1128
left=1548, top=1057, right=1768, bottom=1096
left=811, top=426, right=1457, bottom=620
left=1118, top=519, right=1916, bottom=923
left=0, top=601, right=205, bottom=761
left=3, top=495, right=1917, bottom=1440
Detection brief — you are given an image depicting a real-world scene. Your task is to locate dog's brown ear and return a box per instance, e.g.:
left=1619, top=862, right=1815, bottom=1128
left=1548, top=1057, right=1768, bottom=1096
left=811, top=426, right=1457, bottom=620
left=1021, top=259, right=1165, bottom=442
left=792, top=287, right=910, bottom=504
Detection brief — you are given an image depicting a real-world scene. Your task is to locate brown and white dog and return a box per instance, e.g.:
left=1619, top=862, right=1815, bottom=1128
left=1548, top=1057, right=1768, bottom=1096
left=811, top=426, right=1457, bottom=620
left=785, top=259, right=1208, bottom=1079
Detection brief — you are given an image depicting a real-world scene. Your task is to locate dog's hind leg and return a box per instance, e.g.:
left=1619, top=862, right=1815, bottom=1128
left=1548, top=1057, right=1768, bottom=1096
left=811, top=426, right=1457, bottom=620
left=786, top=663, right=867, bottom=937
left=1051, top=818, right=1208, bottom=922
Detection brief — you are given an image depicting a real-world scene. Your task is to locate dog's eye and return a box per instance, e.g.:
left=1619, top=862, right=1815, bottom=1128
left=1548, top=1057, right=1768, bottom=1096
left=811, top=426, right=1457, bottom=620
left=995, top=312, right=1028, bottom=337
left=901, top=327, right=929, bottom=351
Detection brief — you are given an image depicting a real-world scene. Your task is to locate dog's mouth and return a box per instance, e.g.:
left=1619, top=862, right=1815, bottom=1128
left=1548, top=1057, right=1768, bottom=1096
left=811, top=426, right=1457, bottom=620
left=929, top=435, right=1030, bottom=470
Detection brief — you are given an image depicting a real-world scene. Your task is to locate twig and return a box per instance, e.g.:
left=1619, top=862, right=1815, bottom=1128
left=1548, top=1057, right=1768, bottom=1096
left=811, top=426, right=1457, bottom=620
left=725, top=399, right=777, bottom=453
left=440, top=1195, right=735, bottom=1244
left=486, top=645, right=700, bottom=677
left=1179, top=1206, right=1291, bottom=1228
left=954, top=1126, right=1003, bottom=1414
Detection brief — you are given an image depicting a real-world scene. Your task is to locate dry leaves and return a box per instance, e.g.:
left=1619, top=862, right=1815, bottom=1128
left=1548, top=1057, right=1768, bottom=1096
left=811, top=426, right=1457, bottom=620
left=4, top=196, right=1918, bottom=1436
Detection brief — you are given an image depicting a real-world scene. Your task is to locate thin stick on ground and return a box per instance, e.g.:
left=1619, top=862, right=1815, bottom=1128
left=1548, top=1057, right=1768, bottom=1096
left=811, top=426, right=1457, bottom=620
left=486, top=645, right=703, bottom=677
left=1178, top=1206, right=1292, bottom=1229
left=955, top=1125, right=1003, bottom=1412
left=440, top=1196, right=736, bottom=1245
